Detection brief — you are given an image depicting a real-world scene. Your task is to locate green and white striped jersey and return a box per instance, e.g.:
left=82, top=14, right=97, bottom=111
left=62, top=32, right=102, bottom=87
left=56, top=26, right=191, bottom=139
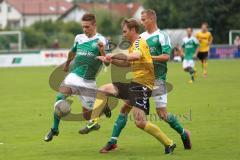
left=140, top=29, right=171, bottom=81
left=182, top=36, right=199, bottom=60
left=70, top=33, right=107, bottom=80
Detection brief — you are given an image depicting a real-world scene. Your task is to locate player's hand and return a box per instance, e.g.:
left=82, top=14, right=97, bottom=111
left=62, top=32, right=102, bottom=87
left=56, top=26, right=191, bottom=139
left=97, top=41, right=105, bottom=51
left=96, top=56, right=105, bottom=62
left=105, top=54, right=113, bottom=60
left=63, top=64, right=69, bottom=72
left=96, top=56, right=111, bottom=63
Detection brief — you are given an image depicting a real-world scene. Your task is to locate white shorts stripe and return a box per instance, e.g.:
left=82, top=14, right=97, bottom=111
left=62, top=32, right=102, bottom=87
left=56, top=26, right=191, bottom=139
left=153, top=79, right=167, bottom=108
left=183, top=59, right=195, bottom=69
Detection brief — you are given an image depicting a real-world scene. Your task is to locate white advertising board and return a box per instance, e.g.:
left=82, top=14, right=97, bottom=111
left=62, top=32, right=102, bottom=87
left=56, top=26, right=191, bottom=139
left=0, top=49, right=68, bottom=67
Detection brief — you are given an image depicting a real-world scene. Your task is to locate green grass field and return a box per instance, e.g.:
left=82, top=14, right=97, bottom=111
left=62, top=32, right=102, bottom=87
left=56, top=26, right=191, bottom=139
left=0, top=59, right=239, bottom=160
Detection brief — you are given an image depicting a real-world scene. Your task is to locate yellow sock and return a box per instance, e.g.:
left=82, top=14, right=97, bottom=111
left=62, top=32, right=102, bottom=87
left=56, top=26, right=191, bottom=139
left=90, top=118, right=99, bottom=125
left=203, top=62, right=207, bottom=74
left=90, top=92, right=107, bottom=120
left=144, top=122, right=173, bottom=146
left=194, top=66, right=197, bottom=71
left=194, top=67, right=197, bottom=78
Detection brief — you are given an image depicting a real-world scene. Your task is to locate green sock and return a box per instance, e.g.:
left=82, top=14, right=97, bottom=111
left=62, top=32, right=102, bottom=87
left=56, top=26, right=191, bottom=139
left=165, top=113, right=184, bottom=135
left=52, top=112, right=60, bottom=131
left=52, top=93, right=66, bottom=131
left=56, top=93, right=66, bottom=102
left=189, top=68, right=195, bottom=81
left=109, top=113, right=128, bottom=144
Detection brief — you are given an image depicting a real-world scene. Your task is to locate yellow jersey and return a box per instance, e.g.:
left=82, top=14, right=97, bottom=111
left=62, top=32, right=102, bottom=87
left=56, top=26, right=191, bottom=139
left=128, top=37, right=155, bottom=90
left=196, top=31, right=213, bottom=52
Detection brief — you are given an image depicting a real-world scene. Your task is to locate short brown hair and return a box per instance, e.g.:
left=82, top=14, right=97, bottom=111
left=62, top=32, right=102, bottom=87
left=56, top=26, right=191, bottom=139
left=121, top=18, right=140, bottom=33
left=141, top=9, right=156, bottom=19
left=81, top=13, right=96, bottom=23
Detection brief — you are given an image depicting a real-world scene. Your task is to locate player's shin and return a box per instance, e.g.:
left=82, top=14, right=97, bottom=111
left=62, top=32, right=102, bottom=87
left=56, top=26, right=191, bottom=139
left=52, top=112, right=60, bottom=131
left=110, top=113, right=128, bottom=144
left=203, top=60, right=208, bottom=75
left=90, top=92, right=108, bottom=122
left=189, top=68, right=195, bottom=81
left=165, top=113, right=184, bottom=135
left=52, top=93, right=67, bottom=131
left=144, top=121, right=173, bottom=146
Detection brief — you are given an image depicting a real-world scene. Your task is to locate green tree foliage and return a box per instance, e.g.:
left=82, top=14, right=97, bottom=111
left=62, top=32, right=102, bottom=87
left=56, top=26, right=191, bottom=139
left=73, top=0, right=138, bottom=3
left=22, top=27, right=47, bottom=48
left=0, top=36, right=13, bottom=50
left=21, top=20, right=82, bottom=49
left=144, top=0, right=240, bottom=43
left=21, top=9, right=123, bottom=49
left=94, top=9, right=122, bottom=36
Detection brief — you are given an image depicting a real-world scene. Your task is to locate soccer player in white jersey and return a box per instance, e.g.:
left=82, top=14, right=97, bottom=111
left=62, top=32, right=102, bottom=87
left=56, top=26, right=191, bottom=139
left=181, top=27, right=199, bottom=83
left=44, top=13, right=109, bottom=142
left=99, top=9, right=191, bottom=153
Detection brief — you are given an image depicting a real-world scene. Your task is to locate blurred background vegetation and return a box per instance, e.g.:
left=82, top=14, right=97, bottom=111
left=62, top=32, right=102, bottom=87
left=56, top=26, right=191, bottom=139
left=0, top=0, right=239, bottom=49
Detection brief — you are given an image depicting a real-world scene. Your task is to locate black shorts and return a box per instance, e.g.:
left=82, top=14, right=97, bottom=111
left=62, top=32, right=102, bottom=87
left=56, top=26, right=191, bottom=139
left=113, top=82, right=152, bottom=115
left=197, top=52, right=208, bottom=60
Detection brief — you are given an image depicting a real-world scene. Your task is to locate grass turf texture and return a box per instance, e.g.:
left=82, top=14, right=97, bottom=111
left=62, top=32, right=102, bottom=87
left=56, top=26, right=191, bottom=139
left=0, top=59, right=239, bottom=160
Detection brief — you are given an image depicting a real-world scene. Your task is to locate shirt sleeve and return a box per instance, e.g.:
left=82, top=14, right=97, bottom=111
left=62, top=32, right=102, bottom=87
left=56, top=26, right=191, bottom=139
left=193, top=37, right=199, bottom=47
left=98, top=35, right=110, bottom=54
left=181, top=39, right=185, bottom=48
left=159, top=33, right=172, bottom=55
left=70, top=35, right=79, bottom=53
left=98, top=35, right=107, bottom=46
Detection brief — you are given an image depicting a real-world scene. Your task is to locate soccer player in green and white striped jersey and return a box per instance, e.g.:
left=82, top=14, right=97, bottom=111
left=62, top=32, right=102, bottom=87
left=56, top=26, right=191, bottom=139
left=44, top=13, right=109, bottom=142
left=181, top=27, right=199, bottom=83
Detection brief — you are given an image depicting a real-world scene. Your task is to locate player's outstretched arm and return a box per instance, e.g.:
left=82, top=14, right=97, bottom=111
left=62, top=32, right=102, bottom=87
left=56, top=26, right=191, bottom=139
left=98, top=41, right=106, bottom=56
left=111, top=59, right=130, bottom=67
left=98, top=41, right=110, bottom=66
left=126, top=52, right=141, bottom=61
left=64, top=51, right=75, bottom=72
left=96, top=55, right=130, bottom=67
left=152, top=54, right=170, bottom=62
left=194, top=47, right=200, bottom=59
left=111, top=51, right=141, bottom=67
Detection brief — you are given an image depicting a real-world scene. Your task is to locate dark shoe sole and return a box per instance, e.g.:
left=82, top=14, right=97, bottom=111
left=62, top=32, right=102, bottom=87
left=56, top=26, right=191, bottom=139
left=79, top=124, right=100, bottom=134
left=165, top=144, right=176, bottom=154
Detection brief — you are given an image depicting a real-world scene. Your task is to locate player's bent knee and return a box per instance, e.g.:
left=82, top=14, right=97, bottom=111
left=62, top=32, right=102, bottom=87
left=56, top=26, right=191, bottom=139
left=99, top=84, right=116, bottom=93
left=158, top=112, right=166, bottom=120
left=160, top=114, right=167, bottom=121
left=59, top=86, right=72, bottom=95
left=120, top=103, right=132, bottom=115
left=156, top=108, right=168, bottom=120
left=134, top=120, right=146, bottom=129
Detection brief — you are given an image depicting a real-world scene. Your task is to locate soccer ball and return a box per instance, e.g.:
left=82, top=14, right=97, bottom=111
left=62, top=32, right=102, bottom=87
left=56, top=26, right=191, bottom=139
left=54, top=100, right=71, bottom=117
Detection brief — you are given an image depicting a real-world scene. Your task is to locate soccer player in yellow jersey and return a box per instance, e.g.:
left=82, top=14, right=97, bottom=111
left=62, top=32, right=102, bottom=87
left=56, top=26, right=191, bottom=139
left=96, top=18, right=176, bottom=154
left=196, top=22, right=213, bottom=77
left=99, top=9, right=193, bottom=154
